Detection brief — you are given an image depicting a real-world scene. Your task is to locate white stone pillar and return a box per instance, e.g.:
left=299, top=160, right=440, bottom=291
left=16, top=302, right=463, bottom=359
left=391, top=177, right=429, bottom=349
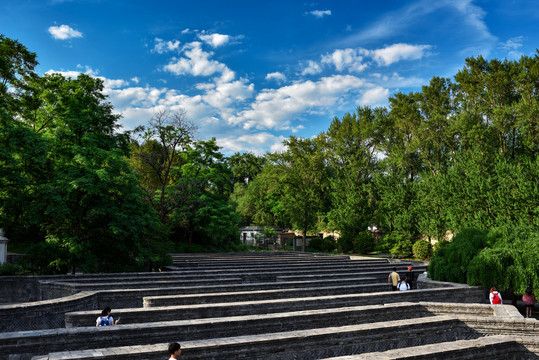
left=0, top=229, right=8, bottom=264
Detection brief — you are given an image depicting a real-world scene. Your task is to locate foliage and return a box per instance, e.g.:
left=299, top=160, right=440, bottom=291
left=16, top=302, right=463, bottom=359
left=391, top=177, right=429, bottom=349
left=324, top=107, right=381, bottom=239
left=1, top=36, right=170, bottom=273
left=274, top=136, right=330, bottom=251
left=353, top=231, right=375, bottom=254
left=337, top=235, right=354, bottom=254
left=308, top=236, right=336, bottom=253
left=428, top=228, right=488, bottom=283
left=0, top=262, right=24, bottom=276
left=132, top=109, right=196, bottom=222
left=168, top=139, right=240, bottom=248
left=467, top=226, right=539, bottom=293
left=227, top=151, right=266, bottom=185
left=412, top=239, right=433, bottom=260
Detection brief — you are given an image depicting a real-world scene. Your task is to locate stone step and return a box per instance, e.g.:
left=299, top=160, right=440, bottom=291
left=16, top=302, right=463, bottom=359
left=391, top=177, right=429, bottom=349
left=44, top=266, right=425, bottom=288
left=142, top=283, right=392, bottom=307
left=320, top=335, right=539, bottom=360
left=2, top=302, right=425, bottom=359
left=2, top=303, right=518, bottom=360
left=65, top=287, right=485, bottom=328
left=39, top=263, right=423, bottom=286
left=40, top=267, right=426, bottom=298
left=169, top=258, right=387, bottom=267
left=81, top=277, right=379, bottom=309
left=33, top=316, right=474, bottom=360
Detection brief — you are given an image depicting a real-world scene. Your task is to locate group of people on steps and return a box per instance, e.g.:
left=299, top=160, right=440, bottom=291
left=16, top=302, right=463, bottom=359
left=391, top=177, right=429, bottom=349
left=388, top=266, right=415, bottom=291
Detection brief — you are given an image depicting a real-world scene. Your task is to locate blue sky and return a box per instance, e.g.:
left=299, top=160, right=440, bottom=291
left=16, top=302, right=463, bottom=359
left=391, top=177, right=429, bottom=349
left=2, top=0, right=538, bottom=155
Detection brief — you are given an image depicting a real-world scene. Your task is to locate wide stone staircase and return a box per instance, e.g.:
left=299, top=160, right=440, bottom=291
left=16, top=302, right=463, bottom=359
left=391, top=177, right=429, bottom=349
left=0, top=252, right=537, bottom=359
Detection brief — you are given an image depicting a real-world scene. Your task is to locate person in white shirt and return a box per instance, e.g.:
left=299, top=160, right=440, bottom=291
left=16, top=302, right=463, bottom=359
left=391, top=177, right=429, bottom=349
left=489, top=286, right=503, bottom=304
left=96, top=306, right=119, bottom=326
left=397, top=276, right=411, bottom=291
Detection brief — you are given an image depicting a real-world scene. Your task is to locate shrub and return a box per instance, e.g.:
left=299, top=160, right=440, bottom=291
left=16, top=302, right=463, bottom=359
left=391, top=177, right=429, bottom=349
left=308, top=236, right=336, bottom=252
left=467, top=226, right=539, bottom=293
left=353, top=232, right=375, bottom=254
left=0, top=262, right=23, bottom=276
left=337, top=235, right=354, bottom=253
left=412, top=239, right=433, bottom=260
left=428, top=228, right=487, bottom=284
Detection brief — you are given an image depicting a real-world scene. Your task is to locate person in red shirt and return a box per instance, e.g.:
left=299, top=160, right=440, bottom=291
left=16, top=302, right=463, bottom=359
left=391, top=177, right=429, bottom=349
left=522, top=288, right=536, bottom=318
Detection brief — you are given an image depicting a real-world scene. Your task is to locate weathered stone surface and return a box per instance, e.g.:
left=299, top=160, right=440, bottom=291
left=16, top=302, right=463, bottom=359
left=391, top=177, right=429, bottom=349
left=0, top=253, right=536, bottom=360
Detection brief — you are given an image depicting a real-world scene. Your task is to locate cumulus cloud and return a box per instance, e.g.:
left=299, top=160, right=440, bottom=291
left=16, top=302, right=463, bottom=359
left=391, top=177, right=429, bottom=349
left=217, top=133, right=286, bottom=155
left=301, top=43, right=430, bottom=76
left=164, top=42, right=232, bottom=78
left=359, top=86, right=389, bottom=105
left=372, top=43, right=431, bottom=66
left=202, top=79, right=255, bottom=109
left=198, top=33, right=230, bottom=48
left=153, top=37, right=181, bottom=54
left=301, top=60, right=323, bottom=76
left=48, top=25, right=83, bottom=40
left=266, top=72, right=287, bottom=83
left=321, top=48, right=369, bottom=72
left=307, top=10, right=332, bottom=18
left=231, top=75, right=365, bottom=130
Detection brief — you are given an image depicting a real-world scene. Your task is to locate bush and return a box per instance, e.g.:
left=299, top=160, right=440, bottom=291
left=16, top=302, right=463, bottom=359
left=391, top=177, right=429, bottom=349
left=467, top=226, right=539, bottom=293
left=337, top=235, right=354, bottom=253
left=0, top=262, right=23, bottom=275
left=17, top=241, right=71, bottom=275
left=308, top=236, right=336, bottom=252
left=353, top=232, right=375, bottom=254
left=412, top=240, right=433, bottom=260
left=428, top=228, right=487, bottom=283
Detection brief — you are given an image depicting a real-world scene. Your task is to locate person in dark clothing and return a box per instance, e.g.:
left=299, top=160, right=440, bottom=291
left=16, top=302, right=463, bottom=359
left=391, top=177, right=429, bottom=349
left=405, top=266, right=415, bottom=289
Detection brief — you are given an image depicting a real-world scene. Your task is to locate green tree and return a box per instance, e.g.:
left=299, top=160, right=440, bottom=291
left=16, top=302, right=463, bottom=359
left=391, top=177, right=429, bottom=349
left=0, top=35, right=50, bottom=245
left=133, top=109, right=196, bottom=222
left=274, top=136, right=330, bottom=251
left=231, top=161, right=288, bottom=227
left=0, top=35, right=38, bottom=111
left=169, top=139, right=240, bottom=248
left=228, top=151, right=266, bottom=185
left=324, top=106, right=381, bottom=242
left=29, top=73, right=167, bottom=272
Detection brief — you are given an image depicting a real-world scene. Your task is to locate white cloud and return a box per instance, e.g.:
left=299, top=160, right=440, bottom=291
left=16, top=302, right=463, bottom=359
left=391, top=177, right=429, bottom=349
left=500, top=36, right=525, bottom=59
left=359, top=86, right=389, bottom=105
left=202, top=79, right=255, bottom=109
left=217, top=132, right=286, bottom=155
left=45, top=65, right=97, bottom=78
left=48, top=25, right=83, bottom=40
left=301, top=60, right=322, bottom=76
left=164, top=42, right=232, bottom=78
left=307, top=10, right=331, bottom=18
left=153, top=37, right=181, bottom=54
left=231, top=75, right=365, bottom=130
left=198, top=33, right=230, bottom=48
left=321, top=48, right=369, bottom=72
left=131, top=77, right=140, bottom=84
left=372, top=43, right=431, bottom=66
left=266, top=72, right=287, bottom=83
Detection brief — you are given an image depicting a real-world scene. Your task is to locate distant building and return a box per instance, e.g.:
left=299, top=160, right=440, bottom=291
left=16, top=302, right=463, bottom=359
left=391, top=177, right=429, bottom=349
left=239, top=226, right=295, bottom=249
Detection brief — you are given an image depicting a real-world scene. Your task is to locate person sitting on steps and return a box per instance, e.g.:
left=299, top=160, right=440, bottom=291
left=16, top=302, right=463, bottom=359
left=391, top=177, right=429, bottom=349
left=96, top=306, right=120, bottom=326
